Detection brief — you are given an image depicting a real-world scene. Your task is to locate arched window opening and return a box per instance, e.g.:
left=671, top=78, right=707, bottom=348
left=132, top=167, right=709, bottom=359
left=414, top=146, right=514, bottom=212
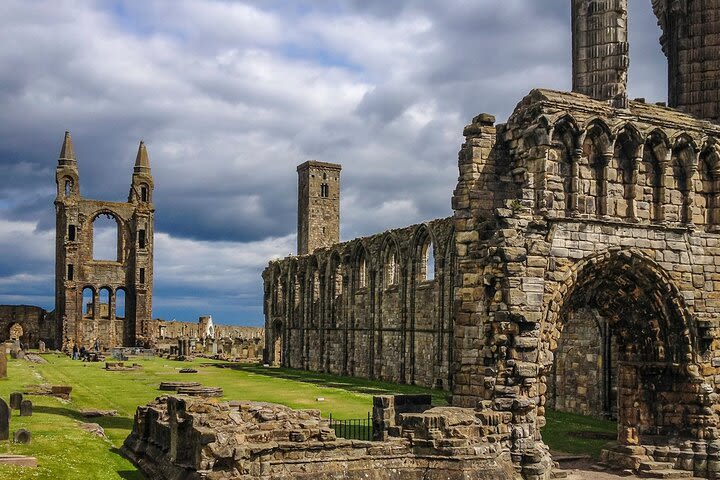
left=644, top=132, right=669, bottom=223
left=67, top=264, right=74, bottom=281
left=333, top=263, right=343, bottom=298
left=93, top=213, right=120, bottom=261
left=83, top=287, right=94, bottom=317
left=140, top=185, right=148, bottom=202
left=357, top=254, right=367, bottom=289
left=320, top=183, right=329, bottom=198
left=116, top=288, right=126, bottom=319
left=551, top=119, right=577, bottom=213
left=583, top=124, right=612, bottom=217
left=99, top=288, right=111, bottom=319
left=139, top=268, right=146, bottom=284
left=68, top=224, right=76, bottom=241
left=312, top=270, right=320, bottom=302
left=700, top=148, right=720, bottom=227
left=672, top=140, right=696, bottom=224
left=385, top=247, right=400, bottom=288
left=64, top=179, right=73, bottom=197
left=417, top=237, right=435, bottom=281
left=426, top=242, right=435, bottom=280
left=138, top=229, right=146, bottom=249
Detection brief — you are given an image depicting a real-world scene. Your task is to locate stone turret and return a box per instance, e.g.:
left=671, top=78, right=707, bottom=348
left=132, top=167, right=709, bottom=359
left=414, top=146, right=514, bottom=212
left=653, top=0, right=720, bottom=122
left=571, top=0, right=629, bottom=108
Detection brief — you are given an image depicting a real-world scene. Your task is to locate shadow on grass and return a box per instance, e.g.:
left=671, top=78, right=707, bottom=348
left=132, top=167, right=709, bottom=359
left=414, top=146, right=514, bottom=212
left=203, top=362, right=450, bottom=405
left=34, top=405, right=134, bottom=431
left=111, top=448, right=146, bottom=480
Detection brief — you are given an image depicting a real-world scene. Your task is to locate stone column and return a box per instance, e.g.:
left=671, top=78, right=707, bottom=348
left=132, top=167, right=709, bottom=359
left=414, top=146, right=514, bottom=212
left=570, top=148, right=583, bottom=214
left=627, top=156, right=641, bottom=221
left=572, top=0, right=629, bottom=108
left=597, top=152, right=613, bottom=217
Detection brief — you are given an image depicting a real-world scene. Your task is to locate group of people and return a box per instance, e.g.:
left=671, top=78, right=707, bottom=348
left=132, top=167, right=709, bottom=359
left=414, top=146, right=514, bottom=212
left=71, top=341, right=101, bottom=362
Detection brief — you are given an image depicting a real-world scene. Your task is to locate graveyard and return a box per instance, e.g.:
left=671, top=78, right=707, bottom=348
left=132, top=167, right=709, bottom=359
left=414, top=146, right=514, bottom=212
left=0, top=352, right=614, bottom=479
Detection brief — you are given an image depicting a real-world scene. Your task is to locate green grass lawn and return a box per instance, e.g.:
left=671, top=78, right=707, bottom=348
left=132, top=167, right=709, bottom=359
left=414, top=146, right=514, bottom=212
left=0, top=353, right=617, bottom=478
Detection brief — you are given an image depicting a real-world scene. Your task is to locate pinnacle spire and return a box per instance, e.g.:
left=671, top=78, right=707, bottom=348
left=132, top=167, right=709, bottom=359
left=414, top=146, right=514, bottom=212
left=134, top=140, right=151, bottom=173
left=58, top=131, right=76, bottom=165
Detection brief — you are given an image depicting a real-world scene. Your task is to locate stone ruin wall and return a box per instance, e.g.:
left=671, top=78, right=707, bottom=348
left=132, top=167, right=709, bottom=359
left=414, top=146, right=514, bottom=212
left=450, top=89, right=720, bottom=477
left=152, top=318, right=264, bottom=360
left=264, top=217, right=455, bottom=390
left=0, top=305, right=57, bottom=350
left=123, top=394, right=518, bottom=480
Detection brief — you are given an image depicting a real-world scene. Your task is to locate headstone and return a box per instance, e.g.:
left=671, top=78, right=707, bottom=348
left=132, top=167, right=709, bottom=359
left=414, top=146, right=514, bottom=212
left=0, top=399, right=9, bottom=441
left=0, top=353, right=6, bottom=379
left=9, top=392, right=22, bottom=410
left=38, top=340, right=46, bottom=353
left=13, top=429, right=31, bottom=444
left=19, top=400, right=32, bottom=417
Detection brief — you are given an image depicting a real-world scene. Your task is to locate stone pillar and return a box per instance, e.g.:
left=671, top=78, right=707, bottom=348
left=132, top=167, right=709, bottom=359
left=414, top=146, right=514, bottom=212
left=451, top=113, right=498, bottom=408
left=570, top=148, right=583, bottom=213
left=653, top=0, right=720, bottom=122
left=572, top=0, right=629, bottom=108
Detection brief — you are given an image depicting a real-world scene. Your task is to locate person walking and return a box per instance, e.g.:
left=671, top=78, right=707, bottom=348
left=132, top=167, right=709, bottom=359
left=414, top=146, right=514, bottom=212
left=72, top=344, right=79, bottom=360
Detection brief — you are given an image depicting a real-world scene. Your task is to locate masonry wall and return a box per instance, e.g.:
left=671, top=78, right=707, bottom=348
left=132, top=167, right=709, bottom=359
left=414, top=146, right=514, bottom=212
left=0, top=305, right=57, bottom=349
left=264, top=218, right=455, bottom=390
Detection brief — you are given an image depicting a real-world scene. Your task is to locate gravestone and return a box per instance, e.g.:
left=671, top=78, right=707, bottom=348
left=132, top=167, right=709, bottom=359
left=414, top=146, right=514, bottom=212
left=38, top=340, right=46, bottom=353
left=0, top=399, right=9, bottom=441
left=0, top=353, right=6, bottom=378
left=13, top=429, right=31, bottom=444
left=9, top=392, right=22, bottom=410
left=19, top=400, right=32, bottom=417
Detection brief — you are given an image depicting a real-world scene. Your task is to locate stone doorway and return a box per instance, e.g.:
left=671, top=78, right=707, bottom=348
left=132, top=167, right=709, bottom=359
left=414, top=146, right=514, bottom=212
left=548, top=307, right=618, bottom=420
left=542, top=251, right=706, bottom=448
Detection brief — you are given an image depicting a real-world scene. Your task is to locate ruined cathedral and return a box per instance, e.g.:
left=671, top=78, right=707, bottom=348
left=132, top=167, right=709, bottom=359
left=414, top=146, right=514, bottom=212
left=54, top=133, right=155, bottom=349
left=264, top=1, right=720, bottom=478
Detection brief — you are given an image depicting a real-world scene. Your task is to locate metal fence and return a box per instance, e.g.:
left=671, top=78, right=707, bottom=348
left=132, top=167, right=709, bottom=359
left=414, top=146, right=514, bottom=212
left=328, top=413, right=373, bottom=441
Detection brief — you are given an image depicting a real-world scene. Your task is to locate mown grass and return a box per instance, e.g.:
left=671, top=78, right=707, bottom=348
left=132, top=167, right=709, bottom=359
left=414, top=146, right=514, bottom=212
left=0, top=353, right=617, bottom=478
left=543, top=409, right=617, bottom=459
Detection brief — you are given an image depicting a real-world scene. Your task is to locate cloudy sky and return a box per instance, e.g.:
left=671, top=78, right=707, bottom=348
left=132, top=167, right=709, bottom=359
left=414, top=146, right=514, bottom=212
left=0, top=0, right=667, bottom=326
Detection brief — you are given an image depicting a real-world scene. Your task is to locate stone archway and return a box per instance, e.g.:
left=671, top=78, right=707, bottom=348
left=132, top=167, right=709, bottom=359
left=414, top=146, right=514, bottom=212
left=541, top=250, right=710, bottom=448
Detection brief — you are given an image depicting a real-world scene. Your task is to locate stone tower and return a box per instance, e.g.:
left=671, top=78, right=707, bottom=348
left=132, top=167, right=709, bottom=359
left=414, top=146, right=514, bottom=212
left=653, top=0, right=720, bottom=122
left=297, top=161, right=341, bottom=255
left=55, top=132, right=155, bottom=349
left=571, top=0, right=629, bottom=108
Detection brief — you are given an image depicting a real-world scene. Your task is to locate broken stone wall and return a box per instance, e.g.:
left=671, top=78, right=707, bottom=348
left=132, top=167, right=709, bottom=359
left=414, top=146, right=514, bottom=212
left=123, top=395, right=518, bottom=480
left=264, top=217, right=455, bottom=390
left=0, top=305, right=57, bottom=350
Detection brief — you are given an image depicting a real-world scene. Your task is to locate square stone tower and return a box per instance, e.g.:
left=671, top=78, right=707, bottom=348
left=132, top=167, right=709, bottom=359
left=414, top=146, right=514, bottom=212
left=297, top=161, right=341, bottom=255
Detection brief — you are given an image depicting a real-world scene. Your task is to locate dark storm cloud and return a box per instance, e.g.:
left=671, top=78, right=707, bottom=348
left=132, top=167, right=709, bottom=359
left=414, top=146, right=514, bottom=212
left=0, top=0, right=669, bottom=324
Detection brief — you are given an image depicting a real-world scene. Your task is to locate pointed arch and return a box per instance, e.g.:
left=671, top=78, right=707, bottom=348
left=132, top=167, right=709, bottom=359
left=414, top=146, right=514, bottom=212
left=381, top=233, right=402, bottom=288
left=551, top=115, right=581, bottom=213
left=699, top=141, right=720, bottom=227
left=613, top=123, right=645, bottom=219
left=643, top=128, right=672, bottom=222
left=672, top=134, right=698, bottom=224
left=583, top=119, right=615, bottom=216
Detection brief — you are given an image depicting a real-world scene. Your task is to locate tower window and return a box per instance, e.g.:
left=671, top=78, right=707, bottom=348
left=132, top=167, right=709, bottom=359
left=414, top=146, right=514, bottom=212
left=320, top=183, right=329, bottom=198
left=139, top=268, right=145, bottom=284
left=68, top=224, right=76, bottom=241
left=138, top=229, right=146, bottom=249
left=64, top=179, right=73, bottom=197
left=140, top=186, right=148, bottom=202
left=67, top=264, right=74, bottom=281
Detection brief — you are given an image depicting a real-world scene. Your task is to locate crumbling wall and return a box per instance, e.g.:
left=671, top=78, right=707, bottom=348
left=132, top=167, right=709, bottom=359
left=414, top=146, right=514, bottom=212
left=0, top=305, right=57, bottom=349
left=263, top=217, right=455, bottom=390
left=123, top=395, right=517, bottom=480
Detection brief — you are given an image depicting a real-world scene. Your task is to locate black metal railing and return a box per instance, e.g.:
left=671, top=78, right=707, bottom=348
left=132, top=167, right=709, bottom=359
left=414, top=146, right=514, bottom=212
left=328, top=412, right=373, bottom=441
